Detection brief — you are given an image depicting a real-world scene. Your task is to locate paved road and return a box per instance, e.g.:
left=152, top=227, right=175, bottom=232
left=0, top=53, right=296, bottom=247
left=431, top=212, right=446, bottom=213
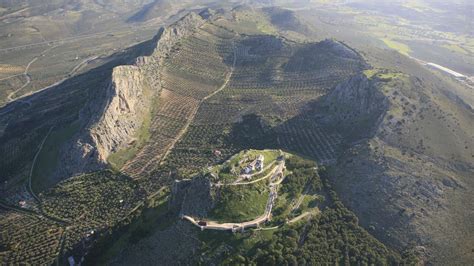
left=287, top=210, right=318, bottom=224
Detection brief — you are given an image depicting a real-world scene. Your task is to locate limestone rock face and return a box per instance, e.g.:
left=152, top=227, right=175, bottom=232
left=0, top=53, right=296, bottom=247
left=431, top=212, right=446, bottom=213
left=90, top=66, right=147, bottom=162
left=88, top=13, right=205, bottom=164
left=57, top=12, right=207, bottom=177
left=151, top=12, right=204, bottom=58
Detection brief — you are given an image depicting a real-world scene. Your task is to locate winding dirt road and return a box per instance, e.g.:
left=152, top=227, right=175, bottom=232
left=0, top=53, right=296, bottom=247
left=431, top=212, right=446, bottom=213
left=6, top=55, right=98, bottom=105
left=6, top=57, right=37, bottom=101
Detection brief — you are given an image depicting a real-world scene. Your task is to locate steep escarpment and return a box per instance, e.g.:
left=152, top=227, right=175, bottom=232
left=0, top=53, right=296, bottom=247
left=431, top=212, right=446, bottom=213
left=90, top=66, right=150, bottom=162
left=58, top=12, right=207, bottom=177
left=325, top=75, right=386, bottom=116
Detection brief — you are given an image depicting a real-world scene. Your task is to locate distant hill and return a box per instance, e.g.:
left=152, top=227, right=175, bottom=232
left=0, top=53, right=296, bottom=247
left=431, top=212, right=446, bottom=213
left=262, top=6, right=310, bottom=33
left=127, top=0, right=173, bottom=22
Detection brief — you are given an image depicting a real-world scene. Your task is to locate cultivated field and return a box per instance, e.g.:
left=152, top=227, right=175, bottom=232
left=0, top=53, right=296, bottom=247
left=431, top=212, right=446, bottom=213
left=120, top=22, right=237, bottom=178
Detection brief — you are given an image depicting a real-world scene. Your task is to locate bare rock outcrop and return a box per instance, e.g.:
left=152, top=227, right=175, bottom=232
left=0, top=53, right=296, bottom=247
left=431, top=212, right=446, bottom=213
left=324, top=74, right=388, bottom=117
left=151, top=12, right=205, bottom=58
left=90, top=66, right=148, bottom=161
left=90, top=12, right=206, bottom=163
left=57, top=12, right=207, bottom=178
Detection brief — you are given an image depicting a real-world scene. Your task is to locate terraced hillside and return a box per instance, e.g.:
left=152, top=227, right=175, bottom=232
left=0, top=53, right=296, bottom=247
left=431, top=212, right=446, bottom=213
left=120, top=22, right=237, bottom=178
left=115, top=11, right=367, bottom=180
left=164, top=33, right=366, bottom=175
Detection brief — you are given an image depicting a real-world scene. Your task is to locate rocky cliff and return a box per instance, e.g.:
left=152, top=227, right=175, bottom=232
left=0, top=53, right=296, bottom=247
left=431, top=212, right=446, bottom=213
left=57, top=12, right=207, bottom=177
left=90, top=66, right=149, bottom=161
left=324, top=74, right=388, bottom=117
left=150, top=12, right=205, bottom=59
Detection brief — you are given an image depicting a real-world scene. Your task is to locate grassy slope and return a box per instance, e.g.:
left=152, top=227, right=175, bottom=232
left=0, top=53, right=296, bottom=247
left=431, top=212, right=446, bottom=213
left=209, top=181, right=269, bottom=223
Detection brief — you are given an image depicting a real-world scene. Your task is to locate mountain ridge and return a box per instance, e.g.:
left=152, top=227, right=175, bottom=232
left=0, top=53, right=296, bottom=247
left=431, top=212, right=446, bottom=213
left=0, top=4, right=472, bottom=265
left=56, top=12, right=207, bottom=178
